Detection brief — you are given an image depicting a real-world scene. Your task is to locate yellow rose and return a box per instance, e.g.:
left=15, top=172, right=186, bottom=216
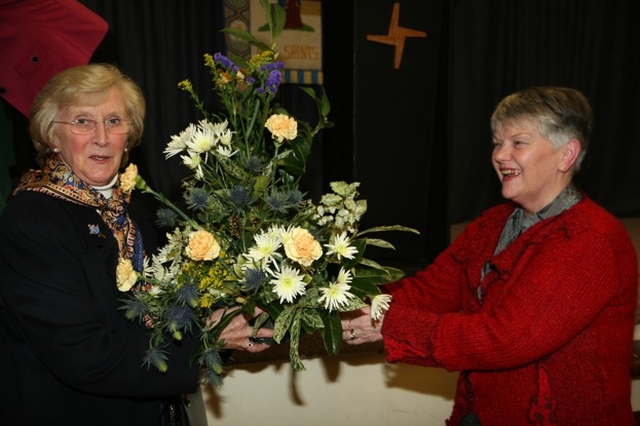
left=265, top=114, right=298, bottom=144
left=120, top=164, right=138, bottom=194
left=186, top=229, right=221, bottom=261
left=116, top=257, right=138, bottom=292
left=283, top=227, right=322, bottom=267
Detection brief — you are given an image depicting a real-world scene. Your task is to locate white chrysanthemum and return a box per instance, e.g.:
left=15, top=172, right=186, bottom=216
left=164, top=123, right=195, bottom=158
left=180, top=154, right=204, bottom=180
left=218, top=128, right=233, bottom=146
left=269, top=265, right=306, bottom=303
left=318, top=281, right=355, bottom=312
left=335, top=267, right=353, bottom=285
left=216, top=145, right=237, bottom=158
left=198, top=119, right=228, bottom=135
left=245, top=230, right=282, bottom=265
left=186, top=128, right=216, bottom=154
left=325, top=232, right=358, bottom=260
left=371, top=294, right=393, bottom=321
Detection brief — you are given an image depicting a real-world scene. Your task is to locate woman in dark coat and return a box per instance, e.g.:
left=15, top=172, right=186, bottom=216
left=0, top=63, right=271, bottom=425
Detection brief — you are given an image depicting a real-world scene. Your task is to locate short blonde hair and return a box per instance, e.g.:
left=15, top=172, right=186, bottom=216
left=29, top=63, right=145, bottom=167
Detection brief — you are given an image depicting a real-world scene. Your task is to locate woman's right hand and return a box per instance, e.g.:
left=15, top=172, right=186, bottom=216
left=207, top=307, right=274, bottom=352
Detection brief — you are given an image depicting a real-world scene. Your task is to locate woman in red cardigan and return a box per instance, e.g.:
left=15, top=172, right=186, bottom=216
left=343, top=86, right=638, bottom=425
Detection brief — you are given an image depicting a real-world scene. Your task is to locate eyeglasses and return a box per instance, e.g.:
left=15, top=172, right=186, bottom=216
left=53, top=118, right=132, bottom=135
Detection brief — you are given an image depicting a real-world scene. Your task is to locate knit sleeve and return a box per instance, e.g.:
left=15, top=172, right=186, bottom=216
left=382, top=208, right=637, bottom=371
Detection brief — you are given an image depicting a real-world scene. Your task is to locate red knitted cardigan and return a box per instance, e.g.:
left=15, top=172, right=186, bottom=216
left=382, top=197, right=638, bottom=425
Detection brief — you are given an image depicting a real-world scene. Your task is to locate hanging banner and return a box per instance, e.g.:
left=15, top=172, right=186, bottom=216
left=224, top=0, right=323, bottom=85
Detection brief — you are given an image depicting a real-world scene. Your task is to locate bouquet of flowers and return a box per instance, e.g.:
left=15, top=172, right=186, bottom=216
left=120, top=0, right=417, bottom=386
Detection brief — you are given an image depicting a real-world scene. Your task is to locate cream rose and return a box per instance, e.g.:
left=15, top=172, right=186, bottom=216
left=120, top=164, right=138, bottom=194
left=186, top=229, right=221, bottom=261
left=116, top=257, right=138, bottom=292
left=283, top=227, right=322, bottom=267
left=265, top=114, right=298, bottom=144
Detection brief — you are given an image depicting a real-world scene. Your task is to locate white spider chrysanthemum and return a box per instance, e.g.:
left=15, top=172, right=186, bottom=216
left=245, top=231, right=282, bottom=265
left=180, top=154, right=204, bottom=180
left=371, top=294, right=393, bottom=321
left=164, top=133, right=188, bottom=158
left=186, top=128, right=216, bottom=154
left=218, top=128, right=234, bottom=146
left=318, top=281, right=355, bottom=312
left=199, top=119, right=228, bottom=135
left=269, top=266, right=306, bottom=303
left=334, top=267, right=353, bottom=285
left=216, top=145, right=237, bottom=158
left=325, top=232, right=358, bottom=260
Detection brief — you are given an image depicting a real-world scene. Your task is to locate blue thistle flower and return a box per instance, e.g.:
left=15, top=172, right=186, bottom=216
left=186, top=187, right=209, bottom=211
left=163, top=305, right=195, bottom=335
left=229, top=185, right=254, bottom=209
left=242, top=267, right=266, bottom=291
left=120, top=297, right=147, bottom=321
left=244, top=155, right=264, bottom=173
left=176, top=284, right=199, bottom=308
left=286, top=189, right=304, bottom=207
left=143, top=347, right=169, bottom=373
left=266, top=192, right=289, bottom=213
left=155, top=208, right=177, bottom=228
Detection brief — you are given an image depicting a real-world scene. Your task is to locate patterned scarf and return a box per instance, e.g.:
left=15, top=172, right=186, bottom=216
left=14, top=153, right=144, bottom=273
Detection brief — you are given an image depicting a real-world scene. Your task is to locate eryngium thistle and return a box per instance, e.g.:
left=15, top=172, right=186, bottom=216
left=120, top=297, right=148, bottom=321
left=143, top=347, right=169, bottom=373
left=176, top=284, right=199, bottom=308
left=186, top=187, right=209, bottom=210
left=163, top=305, right=195, bottom=339
left=229, top=185, right=253, bottom=209
left=242, top=267, right=266, bottom=292
left=156, top=208, right=178, bottom=228
left=200, top=348, right=225, bottom=387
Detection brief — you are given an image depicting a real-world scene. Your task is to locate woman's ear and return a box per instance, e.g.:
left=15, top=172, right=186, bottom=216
left=559, top=139, right=581, bottom=171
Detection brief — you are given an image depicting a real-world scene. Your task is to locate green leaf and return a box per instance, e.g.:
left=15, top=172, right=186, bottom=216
left=321, top=312, right=343, bottom=355
left=356, top=225, right=420, bottom=237
left=220, top=28, right=272, bottom=53
left=300, top=308, right=324, bottom=333
left=364, top=237, right=396, bottom=250
left=272, top=305, right=295, bottom=343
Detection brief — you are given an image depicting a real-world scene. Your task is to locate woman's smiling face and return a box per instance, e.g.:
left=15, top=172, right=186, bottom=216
left=51, top=87, right=129, bottom=187
left=492, top=119, right=574, bottom=216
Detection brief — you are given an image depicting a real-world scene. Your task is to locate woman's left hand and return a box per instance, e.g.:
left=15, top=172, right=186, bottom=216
left=341, top=307, right=384, bottom=345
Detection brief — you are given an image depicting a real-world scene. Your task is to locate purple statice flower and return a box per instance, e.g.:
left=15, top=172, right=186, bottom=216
left=258, top=61, right=285, bottom=72
left=264, top=70, right=282, bottom=94
left=213, top=52, right=239, bottom=72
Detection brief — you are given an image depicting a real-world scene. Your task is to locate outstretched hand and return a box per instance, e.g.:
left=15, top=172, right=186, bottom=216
left=207, top=307, right=274, bottom=353
left=341, top=307, right=384, bottom=345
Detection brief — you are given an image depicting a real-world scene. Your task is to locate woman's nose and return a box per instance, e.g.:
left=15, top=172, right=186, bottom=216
left=92, top=122, right=109, bottom=146
left=492, top=143, right=510, bottom=161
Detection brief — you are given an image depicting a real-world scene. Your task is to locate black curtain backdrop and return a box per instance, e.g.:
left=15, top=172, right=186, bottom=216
left=6, top=0, right=636, bottom=267
left=448, top=0, right=640, bottom=223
